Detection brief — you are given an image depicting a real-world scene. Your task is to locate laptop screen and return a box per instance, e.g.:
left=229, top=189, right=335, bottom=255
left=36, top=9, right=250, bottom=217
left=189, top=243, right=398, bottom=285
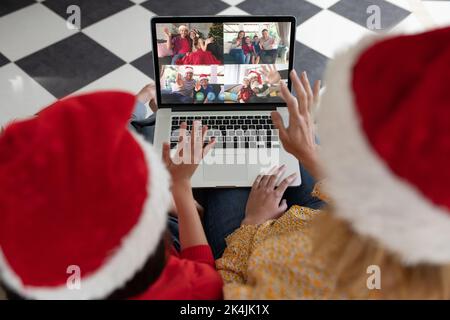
left=153, top=18, right=293, bottom=106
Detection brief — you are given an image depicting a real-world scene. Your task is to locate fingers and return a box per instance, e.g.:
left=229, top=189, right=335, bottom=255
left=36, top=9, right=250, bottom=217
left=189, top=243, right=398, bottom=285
left=252, top=174, right=263, bottom=189
left=192, top=121, right=203, bottom=163
left=313, top=80, right=321, bottom=106
left=261, top=64, right=268, bottom=76
left=302, top=74, right=314, bottom=116
left=277, top=199, right=288, bottom=215
left=276, top=172, right=298, bottom=196
left=290, top=70, right=308, bottom=116
left=279, top=81, right=299, bottom=118
left=202, top=137, right=216, bottom=158
left=271, top=111, right=289, bottom=143
left=267, top=165, right=286, bottom=189
left=162, top=142, right=172, bottom=167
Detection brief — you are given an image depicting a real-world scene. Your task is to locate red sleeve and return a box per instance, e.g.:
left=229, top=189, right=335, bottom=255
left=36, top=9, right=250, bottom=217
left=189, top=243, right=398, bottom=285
left=179, top=245, right=215, bottom=266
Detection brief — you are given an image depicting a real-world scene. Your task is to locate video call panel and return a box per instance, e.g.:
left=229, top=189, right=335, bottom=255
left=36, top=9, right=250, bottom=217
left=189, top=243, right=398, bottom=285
left=155, top=22, right=291, bottom=104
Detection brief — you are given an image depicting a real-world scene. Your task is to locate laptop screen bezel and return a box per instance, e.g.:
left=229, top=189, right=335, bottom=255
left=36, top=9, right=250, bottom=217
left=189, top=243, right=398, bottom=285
left=150, top=15, right=296, bottom=110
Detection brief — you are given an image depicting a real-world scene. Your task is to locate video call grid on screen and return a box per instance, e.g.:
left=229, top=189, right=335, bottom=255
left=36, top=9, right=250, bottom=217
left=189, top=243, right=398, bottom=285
left=151, top=17, right=295, bottom=107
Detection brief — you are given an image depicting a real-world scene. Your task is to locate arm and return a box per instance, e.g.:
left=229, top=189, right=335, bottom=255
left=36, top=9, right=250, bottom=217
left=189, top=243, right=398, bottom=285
left=230, top=38, right=240, bottom=49
left=162, top=121, right=216, bottom=250
left=199, top=38, right=213, bottom=52
left=164, top=27, right=173, bottom=50
left=271, top=70, right=325, bottom=180
left=175, top=73, right=184, bottom=87
left=172, top=181, right=208, bottom=248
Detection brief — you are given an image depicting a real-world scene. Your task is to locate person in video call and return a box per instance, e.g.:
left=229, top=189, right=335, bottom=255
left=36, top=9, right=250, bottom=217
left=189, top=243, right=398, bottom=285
left=163, top=25, right=191, bottom=65
left=0, top=90, right=223, bottom=300
left=176, top=29, right=221, bottom=65
left=238, top=75, right=254, bottom=103
left=242, top=36, right=257, bottom=64
left=161, top=66, right=196, bottom=104
left=194, top=74, right=215, bottom=104
left=246, top=66, right=281, bottom=102
left=252, top=35, right=261, bottom=64
left=259, top=29, right=278, bottom=64
left=216, top=26, right=450, bottom=300
left=229, top=30, right=246, bottom=64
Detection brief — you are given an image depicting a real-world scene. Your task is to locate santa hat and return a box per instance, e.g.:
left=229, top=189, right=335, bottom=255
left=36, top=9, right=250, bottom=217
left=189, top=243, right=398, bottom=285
left=0, top=92, right=171, bottom=299
left=318, top=27, right=450, bottom=265
left=248, top=70, right=262, bottom=84
left=184, top=66, right=193, bottom=74
left=198, top=74, right=209, bottom=81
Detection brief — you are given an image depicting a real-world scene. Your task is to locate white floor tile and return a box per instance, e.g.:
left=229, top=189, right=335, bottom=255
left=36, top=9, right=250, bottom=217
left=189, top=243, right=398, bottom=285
left=305, top=0, right=341, bottom=9
left=217, top=6, right=250, bottom=15
left=75, top=64, right=152, bottom=98
left=296, top=9, right=373, bottom=58
left=83, top=5, right=155, bottom=63
left=390, top=13, right=425, bottom=35
left=0, top=64, right=56, bottom=127
left=0, top=3, right=76, bottom=61
left=422, top=1, right=450, bottom=27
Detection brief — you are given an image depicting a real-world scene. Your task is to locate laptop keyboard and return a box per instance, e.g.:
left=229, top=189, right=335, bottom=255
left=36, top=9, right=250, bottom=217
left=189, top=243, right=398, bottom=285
left=170, top=115, right=280, bottom=149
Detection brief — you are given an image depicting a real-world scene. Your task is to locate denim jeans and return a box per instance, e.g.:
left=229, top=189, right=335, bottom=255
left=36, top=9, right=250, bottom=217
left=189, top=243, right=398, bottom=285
left=171, top=53, right=185, bottom=65
left=244, top=53, right=252, bottom=64
left=230, top=48, right=245, bottom=64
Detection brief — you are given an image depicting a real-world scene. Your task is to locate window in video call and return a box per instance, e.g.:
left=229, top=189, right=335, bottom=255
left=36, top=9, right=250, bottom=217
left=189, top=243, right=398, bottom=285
left=155, top=21, right=291, bottom=105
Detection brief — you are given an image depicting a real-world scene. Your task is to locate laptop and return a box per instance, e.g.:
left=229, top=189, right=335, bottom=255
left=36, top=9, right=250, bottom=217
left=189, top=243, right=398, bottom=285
left=151, top=16, right=301, bottom=188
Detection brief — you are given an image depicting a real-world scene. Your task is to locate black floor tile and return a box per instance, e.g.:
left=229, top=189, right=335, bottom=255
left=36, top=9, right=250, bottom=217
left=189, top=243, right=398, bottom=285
left=43, top=0, right=134, bottom=29
left=329, top=0, right=411, bottom=31
left=16, top=33, right=125, bottom=98
left=294, top=41, right=328, bottom=88
left=130, top=51, right=155, bottom=80
left=238, top=0, right=322, bottom=25
left=140, top=0, right=229, bottom=16
left=0, top=52, right=10, bottom=68
left=0, top=0, right=35, bottom=18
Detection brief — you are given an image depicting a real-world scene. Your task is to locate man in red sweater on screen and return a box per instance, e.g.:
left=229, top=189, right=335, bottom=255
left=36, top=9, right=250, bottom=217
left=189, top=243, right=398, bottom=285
left=0, top=91, right=222, bottom=300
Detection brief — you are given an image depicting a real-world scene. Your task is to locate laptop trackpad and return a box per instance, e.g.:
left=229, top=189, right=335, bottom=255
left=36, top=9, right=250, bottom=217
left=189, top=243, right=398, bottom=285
left=203, top=164, right=248, bottom=182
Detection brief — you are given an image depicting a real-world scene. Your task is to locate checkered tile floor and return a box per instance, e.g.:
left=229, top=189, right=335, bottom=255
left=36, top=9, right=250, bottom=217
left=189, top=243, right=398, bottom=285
left=1, top=0, right=449, bottom=126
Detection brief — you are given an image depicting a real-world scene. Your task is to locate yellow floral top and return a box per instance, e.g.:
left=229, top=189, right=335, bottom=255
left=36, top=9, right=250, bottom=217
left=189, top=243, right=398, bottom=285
left=216, top=182, right=337, bottom=299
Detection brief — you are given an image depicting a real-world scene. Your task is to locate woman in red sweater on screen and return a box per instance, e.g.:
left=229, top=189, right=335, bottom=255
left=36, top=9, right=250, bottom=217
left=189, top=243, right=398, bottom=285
left=0, top=91, right=222, bottom=300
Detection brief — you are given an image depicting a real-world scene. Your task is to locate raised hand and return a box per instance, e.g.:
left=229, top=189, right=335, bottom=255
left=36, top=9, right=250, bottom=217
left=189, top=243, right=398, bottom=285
left=162, top=121, right=215, bottom=184
left=194, top=80, right=201, bottom=91
left=163, top=26, right=171, bottom=37
left=271, top=70, right=323, bottom=180
left=261, top=64, right=281, bottom=85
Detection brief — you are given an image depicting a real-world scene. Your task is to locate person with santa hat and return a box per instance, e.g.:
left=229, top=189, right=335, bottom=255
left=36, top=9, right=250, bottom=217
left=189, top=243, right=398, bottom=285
left=237, top=75, right=254, bottom=103
left=161, top=65, right=196, bottom=104
left=217, top=26, right=450, bottom=299
left=246, top=65, right=283, bottom=102
left=194, top=74, right=215, bottom=104
left=0, top=90, right=222, bottom=300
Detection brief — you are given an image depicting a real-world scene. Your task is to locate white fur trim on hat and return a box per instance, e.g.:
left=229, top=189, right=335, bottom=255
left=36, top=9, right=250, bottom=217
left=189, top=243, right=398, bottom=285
left=318, top=35, right=450, bottom=265
left=0, top=130, right=171, bottom=299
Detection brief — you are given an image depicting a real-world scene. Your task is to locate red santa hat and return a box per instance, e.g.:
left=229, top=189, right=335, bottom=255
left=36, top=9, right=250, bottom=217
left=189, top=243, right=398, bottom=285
left=318, top=27, right=450, bottom=265
left=198, top=74, right=209, bottom=81
left=0, top=92, right=171, bottom=299
left=248, top=70, right=262, bottom=84
left=184, top=66, right=193, bottom=75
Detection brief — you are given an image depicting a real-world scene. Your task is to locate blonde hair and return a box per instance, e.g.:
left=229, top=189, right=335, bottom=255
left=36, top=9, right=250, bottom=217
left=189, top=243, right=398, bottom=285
left=312, top=210, right=450, bottom=299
